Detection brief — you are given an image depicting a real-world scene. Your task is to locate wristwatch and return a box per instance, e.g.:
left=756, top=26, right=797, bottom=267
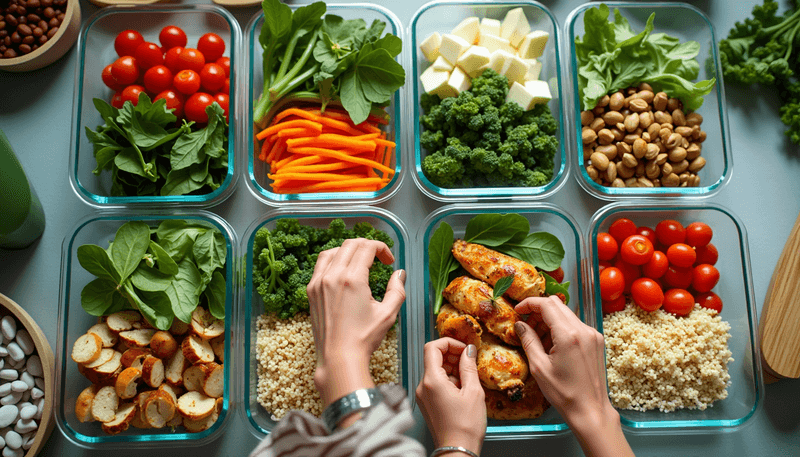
left=322, top=387, right=383, bottom=433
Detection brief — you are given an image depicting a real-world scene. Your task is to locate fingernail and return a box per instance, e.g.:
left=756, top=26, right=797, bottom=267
left=515, top=321, right=526, bottom=337
left=396, top=269, right=406, bottom=284
left=466, top=344, right=476, bottom=358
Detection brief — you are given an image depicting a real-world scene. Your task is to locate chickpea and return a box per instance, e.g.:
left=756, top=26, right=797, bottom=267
left=581, top=110, right=594, bottom=126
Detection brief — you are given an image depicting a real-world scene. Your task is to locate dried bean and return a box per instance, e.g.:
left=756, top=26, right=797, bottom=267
left=581, top=111, right=594, bottom=126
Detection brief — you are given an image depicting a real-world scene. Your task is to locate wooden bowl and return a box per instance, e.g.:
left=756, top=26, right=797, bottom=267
left=0, top=292, right=55, bottom=457
left=86, top=0, right=163, bottom=7
left=0, top=0, right=81, bottom=72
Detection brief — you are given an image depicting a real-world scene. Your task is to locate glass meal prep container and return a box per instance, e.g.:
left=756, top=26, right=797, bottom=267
left=417, top=203, right=584, bottom=438
left=241, top=207, right=415, bottom=437
left=55, top=210, right=238, bottom=448
left=244, top=4, right=406, bottom=206
left=586, top=202, right=763, bottom=433
left=408, top=1, right=568, bottom=202
left=69, top=5, right=241, bottom=208
left=565, top=2, right=732, bottom=200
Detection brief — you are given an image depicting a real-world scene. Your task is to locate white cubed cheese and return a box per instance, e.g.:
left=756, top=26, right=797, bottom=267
left=420, top=32, right=442, bottom=62
left=420, top=66, right=455, bottom=99
left=432, top=55, right=454, bottom=72
left=479, top=18, right=501, bottom=38
left=447, top=67, right=472, bottom=94
left=506, top=81, right=536, bottom=111
left=478, top=34, right=515, bottom=55
left=451, top=17, right=480, bottom=45
left=501, top=55, right=530, bottom=86
left=524, top=79, right=553, bottom=105
left=524, top=58, right=543, bottom=81
left=500, top=7, right=531, bottom=48
left=518, top=30, right=549, bottom=59
left=439, top=34, right=471, bottom=65
left=456, top=45, right=491, bottom=78
left=488, top=50, right=514, bottom=73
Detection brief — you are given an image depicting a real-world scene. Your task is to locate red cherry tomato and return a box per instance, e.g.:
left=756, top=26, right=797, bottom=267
left=114, top=30, right=144, bottom=57
left=164, top=46, right=184, bottom=73
left=159, top=26, right=188, bottom=50
left=609, top=218, right=637, bottom=245
left=102, top=64, right=124, bottom=91
left=656, top=219, right=686, bottom=246
left=134, top=42, right=163, bottom=70
left=197, top=32, right=226, bottom=63
left=110, top=56, right=139, bottom=86
left=221, top=77, right=230, bottom=95
left=685, top=222, right=713, bottom=248
left=542, top=266, right=564, bottom=283
left=692, top=264, right=720, bottom=293
left=696, top=291, right=723, bottom=313
left=216, top=56, right=230, bottom=77
left=695, top=243, right=719, bottom=266
left=213, top=93, right=229, bottom=122
left=184, top=92, right=215, bottom=123
left=176, top=48, right=206, bottom=73
left=664, top=264, right=693, bottom=289
left=663, top=288, right=695, bottom=316
left=154, top=89, right=184, bottom=119
left=631, top=278, right=664, bottom=312
left=143, top=65, right=173, bottom=95
left=599, top=267, right=625, bottom=301
left=620, top=235, right=654, bottom=265
left=636, top=226, right=657, bottom=246
left=667, top=243, right=697, bottom=268
left=597, top=232, right=618, bottom=261
left=173, top=69, right=201, bottom=95
left=199, top=63, right=226, bottom=92
left=602, top=295, right=627, bottom=315
left=643, top=250, right=668, bottom=279
left=120, top=85, right=145, bottom=106
left=614, top=258, right=641, bottom=294
left=598, top=261, right=612, bottom=274
left=110, top=92, right=124, bottom=109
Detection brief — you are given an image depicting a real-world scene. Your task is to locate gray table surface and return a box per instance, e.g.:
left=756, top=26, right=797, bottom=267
left=2, top=0, right=800, bottom=455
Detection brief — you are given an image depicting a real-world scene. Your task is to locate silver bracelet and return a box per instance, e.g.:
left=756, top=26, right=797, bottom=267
left=322, top=387, right=383, bottom=433
left=430, top=446, right=479, bottom=457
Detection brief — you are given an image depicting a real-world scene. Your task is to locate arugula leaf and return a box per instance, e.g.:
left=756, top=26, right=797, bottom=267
left=497, top=232, right=565, bottom=272
left=428, top=222, right=459, bottom=314
left=80, top=278, right=119, bottom=316
left=148, top=241, right=179, bottom=276
left=541, top=272, right=570, bottom=305
left=77, top=244, right=121, bottom=283
left=110, top=221, right=151, bottom=282
left=464, top=213, right=530, bottom=247
left=492, top=275, right=514, bottom=301
left=204, top=271, right=226, bottom=320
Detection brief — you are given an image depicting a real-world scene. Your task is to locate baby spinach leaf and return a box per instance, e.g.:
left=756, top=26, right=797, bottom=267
left=541, top=272, right=570, bottom=305
left=464, top=213, right=530, bottom=247
left=428, top=221, right=459, bottom=315
left=498, top=232, right=565, bottom=272
left=110, top=221, right=151, bottom=282
left=81, top=278, right=119, bottom=316
left=131, top=265, right=173, bottom=292
left=77, top=244, right=120, bottom=283
left=340, top=38, right=405, bottom=124
left=166, top=258, right=203, bottom=323
left=135, top=289, right=174, bottom=331
left=114, top=147, right=154, bottom=180
left=193, top=229, right=227, bottom=275
left=148, top=241, right=179, bottom=276
left=156, top=220, right=205, bottom=261
left=92, top=147, right=119, bottom=175
left=492, top=275, right=514, bottom=301
left=359, top=19, right=387, bottom=47
left=205, top=271, right=227, bottom=320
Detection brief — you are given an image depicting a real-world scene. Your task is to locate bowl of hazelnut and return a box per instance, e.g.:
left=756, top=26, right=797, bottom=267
left=0, top=0, right=80, bottom=72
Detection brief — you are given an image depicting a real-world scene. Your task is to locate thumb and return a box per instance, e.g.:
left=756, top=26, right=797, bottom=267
left=515, top=321, right=548, bottom=371
left=379, top=269, right=406, bottom=317
left=458, top=344, right=481, bottom=390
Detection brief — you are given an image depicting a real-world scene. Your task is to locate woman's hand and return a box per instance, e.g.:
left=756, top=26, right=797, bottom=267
left=416, top=338, right=486, bottom=456
left=308, top=238, right=406, bottom=408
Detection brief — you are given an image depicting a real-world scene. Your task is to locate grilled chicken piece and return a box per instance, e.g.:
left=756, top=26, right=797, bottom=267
left=451, top=239, right=545, bottom=302
left=436, top=303, right=482, bottom=348
left=443, top=276, right=520, bottom=346
left=485, top=375, right=550, bottom=420
left=477, top=334, right=529, bottom=401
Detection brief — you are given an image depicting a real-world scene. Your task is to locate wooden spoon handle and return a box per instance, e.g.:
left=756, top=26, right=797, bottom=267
left=760, top=211, right=800, bottom=380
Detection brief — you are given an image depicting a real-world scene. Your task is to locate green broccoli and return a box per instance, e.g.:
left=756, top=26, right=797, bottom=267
left=471, top=69, right=509, bottom=105
left=421, top=130, right=445, bottom=153
left=469, top=148, right=500, bottom=174
left=499, top=101, right=524, bottom=130
left=422, top=152, right=465, bottom=188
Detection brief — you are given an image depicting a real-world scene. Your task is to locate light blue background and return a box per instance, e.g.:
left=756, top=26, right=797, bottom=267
left=1, top=0, right=799, bottom=455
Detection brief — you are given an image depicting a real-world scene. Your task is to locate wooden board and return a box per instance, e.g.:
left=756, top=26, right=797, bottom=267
left=211, top=0, right=262, bottom=7
left=759, top=211, right=800, bottom=380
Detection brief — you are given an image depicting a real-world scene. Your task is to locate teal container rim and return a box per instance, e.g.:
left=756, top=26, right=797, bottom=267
left=55, top=210, right=239, bottom=448
left=239, top=206, right=414, bottom=437
left=243, top=3, right=406, bottom=206
left=408, top=0, right=570, bottom=203
left=586, top=201, right=763, bottom=433
left=68, top=4, right=242, bottom=208
left=416, top=202, right=586, bottom=437
left=564, top=2, right=733, bottom=200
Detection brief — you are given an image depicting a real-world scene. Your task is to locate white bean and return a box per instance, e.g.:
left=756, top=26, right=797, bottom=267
left=13, top=419, right=36, bottom=435
left=2, top=446, right=23, bottom=457
left=0, top=392, right=22, bottom=406
left=5, top=343, right=22, bottom=363
left=30, top=388, right=43, bottom=401
left=0, top=346, right=8, bottom=357
left=4, top=430, right=22, bottom=449
left=0, top=370, right=16, bottom=381
left=9, top=381, right=26, bottom=393
left=0, top=405, right=18, bottom=428
left=0, top=384, right=11, bottom=397
left=0, top=435, right=4, bottom=447
left=21, top=431, right=35, bottom=450
left=13, top=331, right=33, bottom=357
left=0, top=317, right=16, bottom=340
left=18, top=405, right=36, bottom=421
left=25, top=356, right=42, bottom=378
left=19, top=373, right=33, bottom=390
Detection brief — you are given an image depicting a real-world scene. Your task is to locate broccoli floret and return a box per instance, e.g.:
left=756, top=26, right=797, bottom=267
left=420, top=129, right=445, bottom=153
left=369, top=263, right=394, bottom=301
left=422, top=152, right=464, bottom=188
left=522, top=104, right=558, bottom=135
left=499, top=102, right=524, bottom=130
left=471, top=69, right=509, bottom=105
left=498, top=124, right=535, bottom=157
left=421, top=92, right=441, bottom=113
left=421, top=103, right=448, bottom=132
left=519, top=169, right=552, bottom=187
left=326, top=218, right=347, bottom=239
left=353, top=222, right=394, bottom=248
left=443, top=137, right=471, bottom=161
left=475, top=130, right=502, bottom=150
left=469, top=147, right=499, bottom=174
left=532, top=134, right=559, bottom=158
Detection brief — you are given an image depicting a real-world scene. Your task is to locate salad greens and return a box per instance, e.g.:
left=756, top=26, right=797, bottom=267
left=77, top=220, right=227, bottom=330
left=428, top=213, right=568, bottom=314
left=87, top=93, right=229, bottom=197
left=254, top=0, right=405, bottom=126
left=575, top=4, right=716, bottom=111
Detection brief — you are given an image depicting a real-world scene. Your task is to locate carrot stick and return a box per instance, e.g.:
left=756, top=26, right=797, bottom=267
left=287, top=147, right=395, bottom=175
left=268, top=172, right=356, bottom=182
left=259, top=140, right=271, bottom=162
left=374, top=138, right=395, bottom=148
left=274, top=107, right=320, bottom=123
left=257, top=119, right=323, bottom=140
left=267, top=140, right=287, bottom=164
left=274, top=154, right=323, bottom=171
left=301, top=177, right=384, bottom=191
left=286, top=134, right=376, bottom=152
left=315, top=117, right=364, bottom=136
left=382, top=146, right=393, bottom=168
left=277, top=127, right=317, bottom=138
left=278, top=162, right=361, bottom=175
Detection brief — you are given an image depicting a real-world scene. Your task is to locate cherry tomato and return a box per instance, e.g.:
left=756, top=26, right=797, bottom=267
left=597, top=232, right=618, bottom=261
left=176, top=48, right=205, bottom=73
left=154, top=89, right=184, bottom=119
left=695, top=243, right=719, bottom=266
left=164, top=46, right=184, bottom=73
left=598, top=261, right=612, bottom=274
left=199, top=63, right=226, bottom=92
left=134, top=42, right=163, bottom=70
left=213, top=93, right=229, bottom=122
left=609, top=218, right=637, bottom=245
left=173, top=69, right=201, bottom=95
left=664, top=264, right=693, bottom=289
left=114, top=30, right=144, bottom=57
left=636, top=226, right=657, bottom=246
left=631, top=278, right=664, bottom=312
left=685, top=222, right=713, bottom=248
left=663, top=288, right=695, bottom=316
left=197, top=32, right=226, bottom=62
left=643, top=250, right=668, bottom=279
left=692, top=264, right=720, bottom=293
left=120, top=85, right=145, bottom=106
left=102, top=64, right=124, bottom=91
left=600, top=267, right=625, bottom=301
left=656, top=219, right=686, bottom=246
left=667, top=243, right=696, bottom=268
left=602, top=295, right=627, bottom=315
left=110, top=56, right=139, bottom=86
left=696, top=291, right=723, bottom=313
left=216, top=56, right=230, bottom=77
left=614, top=258, right=641, bottom=294
left=620, top=234, right=654, bottom=265
left=110, top=92, right=125, bottom=109
left=184, top=92, right=215, bottom=123
left=159, top=26, right=188, bottom=50
left=221, top=77, right=230, bottom=95
left=542, top=266, right=564, bottom=283
left=143, top=65, right=173, bottom=95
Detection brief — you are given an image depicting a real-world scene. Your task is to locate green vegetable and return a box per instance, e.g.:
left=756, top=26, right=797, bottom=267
left=428, top=221, right=459, bottom=314
left=491, top=275, right=514, bottom=302
left=542, top=272, right=570, bottom=305
left=420, top=69, right=559, bottom=189
left=252, top=218, right=395, bottom=318
left=575, top=4, right=716, bottom=111
left=254, top=0, right=405, bottom=126
left=77, top=220, right=227, bottom=329
left=86, top=93, right=229, bottom=197
left=720, top=0, right=800, bottom=144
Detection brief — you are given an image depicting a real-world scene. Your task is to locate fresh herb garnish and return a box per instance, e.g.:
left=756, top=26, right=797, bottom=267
left=542, top=272, right=570, bottom=305
left=429, top=221, right=459, bottom=314
left=492, top=275, right=514, bottom=303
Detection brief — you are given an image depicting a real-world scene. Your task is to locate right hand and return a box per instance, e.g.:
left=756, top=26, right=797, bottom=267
left=415, top=337, right=486, bottom=455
